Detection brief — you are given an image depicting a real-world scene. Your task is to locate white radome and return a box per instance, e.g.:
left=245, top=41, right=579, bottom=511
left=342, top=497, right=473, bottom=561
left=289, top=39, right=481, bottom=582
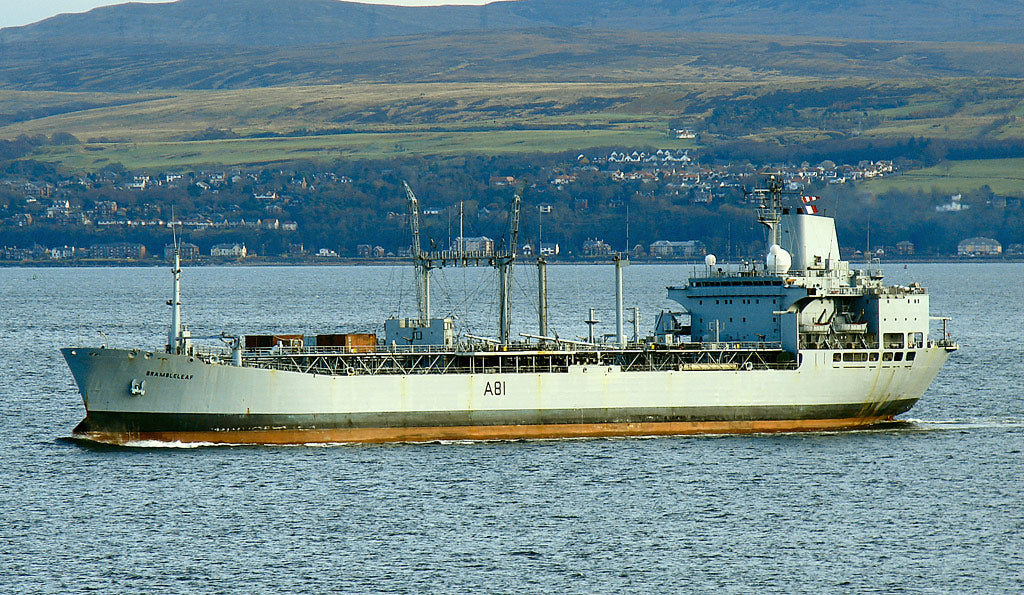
left=767, top=244, right=792, bottom=274
left=705, top=254, right=717, bottom=267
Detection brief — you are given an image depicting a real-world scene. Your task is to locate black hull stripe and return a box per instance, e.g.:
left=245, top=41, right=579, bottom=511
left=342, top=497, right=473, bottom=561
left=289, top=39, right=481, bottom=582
left=78, top=400, right=918, bottom=433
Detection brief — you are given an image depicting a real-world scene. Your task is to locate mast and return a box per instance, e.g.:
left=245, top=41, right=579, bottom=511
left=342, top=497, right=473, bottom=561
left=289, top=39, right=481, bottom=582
left=403, top=181, right=431, bottom=323
left=496, top=187, right=521, bottom=343
left=498, top=263, right=510, bottom=343
left=167, top=229, right=182, bottom=354
left=537, top=257, right=548, bottom=337
left=585, top=308, right=600, bottom=344
left=754, top=174, right=785, bottom=247
left=614, top=253, right=627, bottom=347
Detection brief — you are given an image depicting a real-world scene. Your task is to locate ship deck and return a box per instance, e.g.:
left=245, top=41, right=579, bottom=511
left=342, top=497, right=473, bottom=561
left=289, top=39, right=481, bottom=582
left=193, top=341, right=797, bottom=376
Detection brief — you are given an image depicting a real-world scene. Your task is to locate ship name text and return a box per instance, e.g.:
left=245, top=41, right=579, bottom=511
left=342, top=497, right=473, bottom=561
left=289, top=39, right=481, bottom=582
left=146, top=370, right=194, bottom=380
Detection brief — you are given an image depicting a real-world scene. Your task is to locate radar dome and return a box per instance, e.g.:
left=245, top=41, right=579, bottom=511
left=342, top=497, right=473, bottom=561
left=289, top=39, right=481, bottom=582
left=704, top=254, right=717, bottom=267
left=766, top=245, right=791, bottom=274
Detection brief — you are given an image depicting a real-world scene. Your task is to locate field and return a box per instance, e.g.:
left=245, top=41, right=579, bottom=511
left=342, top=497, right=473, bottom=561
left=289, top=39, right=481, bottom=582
left=863, top=158, right=1024, bottom=196
left=4, top=77, right=1024, bottom=171
left=2, top=27, right=1024, bottom=172
left=33, top=129, right=698, bottom=170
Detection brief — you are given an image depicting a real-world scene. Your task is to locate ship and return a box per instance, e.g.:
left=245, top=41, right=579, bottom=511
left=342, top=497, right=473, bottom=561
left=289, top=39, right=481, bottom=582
left=62, top=178, right=957, bottom=445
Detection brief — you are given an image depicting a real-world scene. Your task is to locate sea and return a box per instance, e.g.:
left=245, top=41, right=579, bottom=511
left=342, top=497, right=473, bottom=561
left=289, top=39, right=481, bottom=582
left=1, top=262, right=1021, bottom=594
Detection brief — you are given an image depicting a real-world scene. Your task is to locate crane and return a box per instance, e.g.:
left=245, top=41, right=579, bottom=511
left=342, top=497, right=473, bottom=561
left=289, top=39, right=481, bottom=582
left=403, top=181, right=431, bottom=323
left=495, top=185, right=523, bottom=343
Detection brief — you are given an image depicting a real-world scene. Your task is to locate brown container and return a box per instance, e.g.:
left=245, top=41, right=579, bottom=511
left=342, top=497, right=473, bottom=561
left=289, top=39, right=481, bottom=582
left=245, top=334, right=304, bottom=349
left=316, top=333, right=377, bottom=352
left=345, top=333, right=377, bottom=353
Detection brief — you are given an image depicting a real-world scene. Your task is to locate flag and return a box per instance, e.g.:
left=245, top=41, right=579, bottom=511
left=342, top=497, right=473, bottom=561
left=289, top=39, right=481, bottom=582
left=801, top=195, right=820, bottom=203
left=805, top=204, right=819, bottom=214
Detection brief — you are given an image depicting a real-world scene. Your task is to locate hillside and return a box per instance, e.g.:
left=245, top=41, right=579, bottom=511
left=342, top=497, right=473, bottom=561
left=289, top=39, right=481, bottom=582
left=1, top=29, right=1023, bottom=93
left=2, top=0, right=1023, bottom=47
left=2, top=1, right=1024, bottom=171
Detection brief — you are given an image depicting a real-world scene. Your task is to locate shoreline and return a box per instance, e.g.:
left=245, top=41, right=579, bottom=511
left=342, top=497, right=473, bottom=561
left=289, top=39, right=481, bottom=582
left=2, top=257, right=1021, bottom=268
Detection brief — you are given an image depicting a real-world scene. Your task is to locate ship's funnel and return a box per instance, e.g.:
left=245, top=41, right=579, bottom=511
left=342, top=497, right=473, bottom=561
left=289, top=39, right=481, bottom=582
left=766, top=244, right=792, bottom=274
left=779, top=213, right=840, bottom=271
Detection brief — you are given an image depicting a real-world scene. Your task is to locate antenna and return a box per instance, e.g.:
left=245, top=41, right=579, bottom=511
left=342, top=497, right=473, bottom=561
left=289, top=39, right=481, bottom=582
left=625, top=202, right=630, bottom=253
left=749, top=175, right=798, bottom=249
left=538, top=203, right=544, bottom=252
left=866, top=210, right=871, bottom=264
left=171, top=206, right=178, bottom=249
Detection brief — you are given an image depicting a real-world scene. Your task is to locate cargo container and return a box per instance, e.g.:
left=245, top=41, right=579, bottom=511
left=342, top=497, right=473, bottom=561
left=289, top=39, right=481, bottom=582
left=244, top=334, right=304, bottom=349
left=316, top=333, right=377, bottom=352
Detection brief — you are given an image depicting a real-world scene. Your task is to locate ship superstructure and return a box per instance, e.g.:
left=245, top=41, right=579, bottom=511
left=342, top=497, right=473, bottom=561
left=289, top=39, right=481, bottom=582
left=62, top=180, right=957, bottom=445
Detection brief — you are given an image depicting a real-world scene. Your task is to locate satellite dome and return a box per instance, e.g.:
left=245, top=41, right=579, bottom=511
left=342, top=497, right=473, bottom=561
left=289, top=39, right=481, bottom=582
left=766, top=245, right=791, bottom=274
left=705, top=254, right=717, bottom=267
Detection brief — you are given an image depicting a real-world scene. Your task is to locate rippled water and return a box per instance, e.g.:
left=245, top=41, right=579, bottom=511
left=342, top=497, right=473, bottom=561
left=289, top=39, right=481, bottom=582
left=2, top=263, right=1022, bottom=593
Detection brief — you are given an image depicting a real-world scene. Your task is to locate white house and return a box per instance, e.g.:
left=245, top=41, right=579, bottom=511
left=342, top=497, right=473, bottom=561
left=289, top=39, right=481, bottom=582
left=211, top=243, right=247, bottom=257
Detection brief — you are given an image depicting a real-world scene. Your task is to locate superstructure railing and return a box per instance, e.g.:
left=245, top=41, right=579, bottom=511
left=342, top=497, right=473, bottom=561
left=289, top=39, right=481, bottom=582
left=190, top=340, right=796, bottom=377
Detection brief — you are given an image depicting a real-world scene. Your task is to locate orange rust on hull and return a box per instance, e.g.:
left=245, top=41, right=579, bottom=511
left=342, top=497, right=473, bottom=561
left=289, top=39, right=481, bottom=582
left=72, top=416, right=896, bottom=446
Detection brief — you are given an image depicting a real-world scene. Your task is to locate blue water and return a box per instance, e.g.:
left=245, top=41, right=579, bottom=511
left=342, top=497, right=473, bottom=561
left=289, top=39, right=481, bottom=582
left=1, top=263, right=1022, bottom=593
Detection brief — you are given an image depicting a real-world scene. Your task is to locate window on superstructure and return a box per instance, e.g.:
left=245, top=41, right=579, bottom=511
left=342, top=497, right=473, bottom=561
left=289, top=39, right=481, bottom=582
left=883, top=352, right=894, bottom=361
left=883, top=332, right=904, bottom=349
left=894, top=352, right=904, bottom=362
left=907, top=351, right=916, bottom=361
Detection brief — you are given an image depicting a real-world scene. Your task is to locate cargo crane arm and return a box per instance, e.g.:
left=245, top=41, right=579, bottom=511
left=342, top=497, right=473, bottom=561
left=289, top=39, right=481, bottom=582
left=403, top=181, right=422, bottom=259
left=507, top=185, right=522, bottom=260
left=403, top=181, right=431, bottom=322
left=495, top=185, right=523, bottom=343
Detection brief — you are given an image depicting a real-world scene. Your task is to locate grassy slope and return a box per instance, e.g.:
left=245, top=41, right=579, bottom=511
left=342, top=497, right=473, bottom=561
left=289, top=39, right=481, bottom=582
left=864, top=158, right=1024, bottom=195
left=2, top=31, right=1024, bottom=173
left=9, top=78, right=1023, bottom=171
left=33, top=129, right=697, bottom=170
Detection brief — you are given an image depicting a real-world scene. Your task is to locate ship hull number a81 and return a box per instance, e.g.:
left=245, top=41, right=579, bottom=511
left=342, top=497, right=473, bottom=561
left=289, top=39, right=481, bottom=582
left=484, top=380, right=506, bottom=396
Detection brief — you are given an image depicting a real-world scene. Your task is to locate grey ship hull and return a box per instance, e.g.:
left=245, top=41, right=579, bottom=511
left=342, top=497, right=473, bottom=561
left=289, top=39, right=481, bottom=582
left=62, top=345, right=950, bottom=445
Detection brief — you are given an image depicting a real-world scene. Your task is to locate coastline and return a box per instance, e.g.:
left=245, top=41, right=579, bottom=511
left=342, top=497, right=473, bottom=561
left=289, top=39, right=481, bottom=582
left=1, top=256, right=1020, bottom=268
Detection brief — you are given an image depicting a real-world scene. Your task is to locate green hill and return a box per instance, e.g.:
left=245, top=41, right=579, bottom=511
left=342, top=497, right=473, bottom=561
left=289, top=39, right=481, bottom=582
left=1, top=29, right=1023, bottom=92
left=2, top=1, right=1024, bottom=170
left=4, top=0, right=1023, bottom=47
